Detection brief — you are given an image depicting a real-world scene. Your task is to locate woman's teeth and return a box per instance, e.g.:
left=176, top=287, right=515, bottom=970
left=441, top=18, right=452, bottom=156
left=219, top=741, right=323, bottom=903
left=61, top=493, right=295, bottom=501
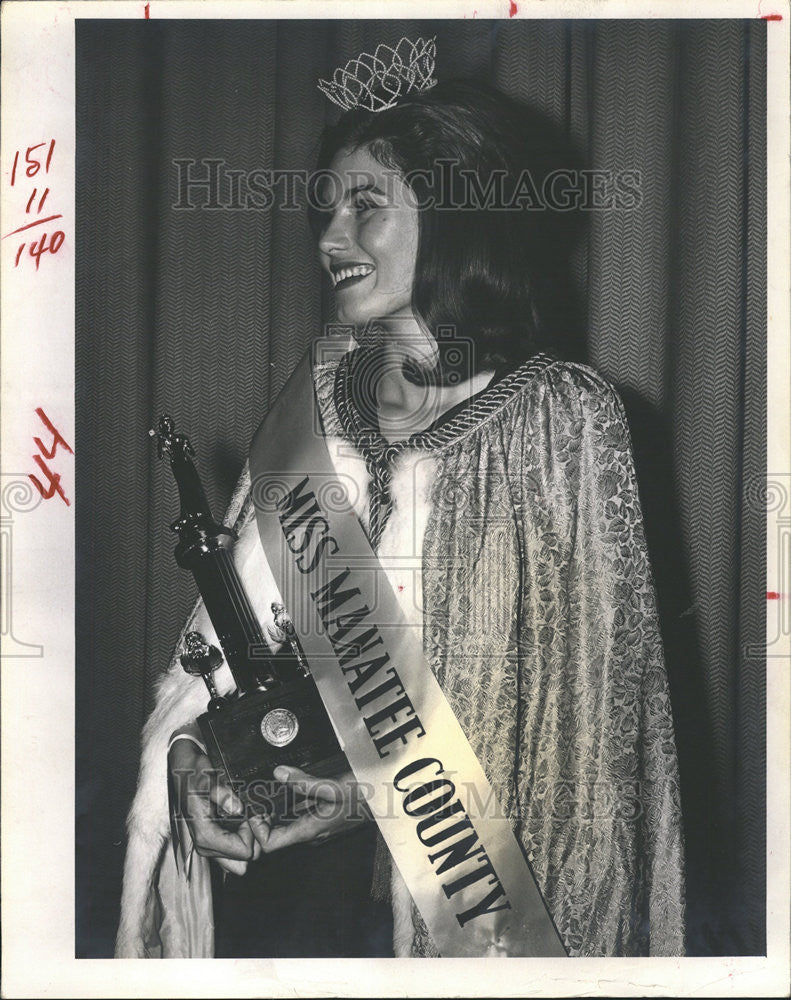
left=332, top=264, right=374, bottom=287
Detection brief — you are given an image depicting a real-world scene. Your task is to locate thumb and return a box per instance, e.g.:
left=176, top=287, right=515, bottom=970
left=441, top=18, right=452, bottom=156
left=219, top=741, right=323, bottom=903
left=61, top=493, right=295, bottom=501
left=248, top=812, right=271, bottom=848
left=274, top=765, right=340, bottom=802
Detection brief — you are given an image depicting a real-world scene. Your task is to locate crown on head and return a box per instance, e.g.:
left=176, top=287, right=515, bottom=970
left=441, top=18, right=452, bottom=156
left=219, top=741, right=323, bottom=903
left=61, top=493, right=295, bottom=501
left=317, top=36, right=437, bottom=113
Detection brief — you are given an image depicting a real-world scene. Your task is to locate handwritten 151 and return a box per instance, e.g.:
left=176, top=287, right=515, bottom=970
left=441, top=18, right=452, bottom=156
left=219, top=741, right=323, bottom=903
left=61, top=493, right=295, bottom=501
left=5, top=140, right=65, bottom=270
left=29, top=408, right=73, bottom=506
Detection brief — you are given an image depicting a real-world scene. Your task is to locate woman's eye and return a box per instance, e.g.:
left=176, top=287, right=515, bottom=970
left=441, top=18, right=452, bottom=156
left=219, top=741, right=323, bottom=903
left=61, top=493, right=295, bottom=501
left=353, top=197, right=379, bottom=215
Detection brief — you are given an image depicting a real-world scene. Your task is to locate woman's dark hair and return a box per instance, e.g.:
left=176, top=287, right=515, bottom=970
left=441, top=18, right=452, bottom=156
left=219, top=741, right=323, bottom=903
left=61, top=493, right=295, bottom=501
left=308, top=78, right=586, bottom=381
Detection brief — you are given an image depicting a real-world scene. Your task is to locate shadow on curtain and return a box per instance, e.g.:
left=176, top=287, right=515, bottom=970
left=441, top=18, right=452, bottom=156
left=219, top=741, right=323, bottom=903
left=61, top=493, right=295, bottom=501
left=76, top=18, right=766, bottom=958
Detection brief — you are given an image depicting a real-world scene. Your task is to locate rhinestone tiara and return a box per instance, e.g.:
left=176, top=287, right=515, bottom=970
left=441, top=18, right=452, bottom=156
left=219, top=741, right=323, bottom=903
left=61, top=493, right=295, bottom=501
left=317, top=36, right=437, bottom=113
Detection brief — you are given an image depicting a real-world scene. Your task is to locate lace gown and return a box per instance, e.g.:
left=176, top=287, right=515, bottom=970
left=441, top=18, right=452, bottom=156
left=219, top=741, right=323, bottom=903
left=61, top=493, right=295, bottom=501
left=316, top=347, right=686, bottom=957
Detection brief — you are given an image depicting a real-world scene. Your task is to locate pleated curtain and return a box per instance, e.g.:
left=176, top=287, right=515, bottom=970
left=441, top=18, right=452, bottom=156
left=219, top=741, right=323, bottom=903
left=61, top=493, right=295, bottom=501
left=76, top=18, right=766, bottom=957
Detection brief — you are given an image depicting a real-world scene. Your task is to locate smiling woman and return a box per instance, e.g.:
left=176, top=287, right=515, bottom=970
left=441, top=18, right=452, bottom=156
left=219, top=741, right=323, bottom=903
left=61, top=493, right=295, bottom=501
left=116, top=46, right=686, bottom=961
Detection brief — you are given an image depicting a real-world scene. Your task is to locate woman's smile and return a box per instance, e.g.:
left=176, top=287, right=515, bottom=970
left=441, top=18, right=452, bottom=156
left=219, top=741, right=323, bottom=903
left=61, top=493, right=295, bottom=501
left=330, top=261, right=376, bottom=291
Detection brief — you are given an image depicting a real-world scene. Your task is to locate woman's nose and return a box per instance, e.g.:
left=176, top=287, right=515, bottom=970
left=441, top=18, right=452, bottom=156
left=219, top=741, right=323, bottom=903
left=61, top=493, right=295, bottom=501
left=318, top=210, right=353, bottom=257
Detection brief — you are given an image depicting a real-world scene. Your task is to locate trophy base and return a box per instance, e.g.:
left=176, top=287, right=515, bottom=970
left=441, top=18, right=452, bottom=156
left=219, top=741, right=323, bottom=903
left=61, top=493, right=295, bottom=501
left=197, top=675, right=348, bottom=824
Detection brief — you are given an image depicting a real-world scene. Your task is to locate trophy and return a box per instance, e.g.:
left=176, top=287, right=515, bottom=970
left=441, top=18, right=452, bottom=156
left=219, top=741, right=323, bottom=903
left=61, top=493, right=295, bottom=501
left=152, top=415, right=347, bottom=821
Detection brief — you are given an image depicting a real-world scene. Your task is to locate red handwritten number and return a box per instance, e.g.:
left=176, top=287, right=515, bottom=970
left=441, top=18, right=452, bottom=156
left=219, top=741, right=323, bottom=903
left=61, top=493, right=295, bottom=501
left=14, top=235, right=63, bottom=269
left=25, top=142, right=46, bottom=179
left=9, top=141, right=54, bottom=186
left=28, top=409, right=72, bottom=506
left=8, top=140, right=60, bottom=269
left=33, top=407, right=73, bottom=459
left=29, top=234, right=45, bottom=270
left=25, top=187, right=49, bottom=214
left=29, top=455, right=70, bottom=506
left=27, top=231, right=64, bottom=270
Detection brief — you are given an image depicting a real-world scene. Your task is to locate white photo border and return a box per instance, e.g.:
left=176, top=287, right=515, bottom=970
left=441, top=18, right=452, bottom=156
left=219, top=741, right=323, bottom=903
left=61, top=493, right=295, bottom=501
left=1, top=1, right=788, bottom=996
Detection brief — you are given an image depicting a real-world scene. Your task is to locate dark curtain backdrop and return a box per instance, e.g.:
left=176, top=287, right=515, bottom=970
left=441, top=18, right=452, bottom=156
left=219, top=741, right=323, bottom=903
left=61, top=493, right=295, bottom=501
left=76, top=19, right=766, bottom=958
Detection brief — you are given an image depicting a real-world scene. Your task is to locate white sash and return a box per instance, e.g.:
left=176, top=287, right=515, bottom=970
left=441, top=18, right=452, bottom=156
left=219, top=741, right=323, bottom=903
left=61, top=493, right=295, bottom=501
left=249, top=346, right=567, bottom=958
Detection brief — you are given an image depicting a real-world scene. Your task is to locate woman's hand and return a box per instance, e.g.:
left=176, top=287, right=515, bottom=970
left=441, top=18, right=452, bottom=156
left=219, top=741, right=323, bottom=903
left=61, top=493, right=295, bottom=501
left=168, top=735, right=261, bottom=875
left=249, top=766, right=370, bottom=853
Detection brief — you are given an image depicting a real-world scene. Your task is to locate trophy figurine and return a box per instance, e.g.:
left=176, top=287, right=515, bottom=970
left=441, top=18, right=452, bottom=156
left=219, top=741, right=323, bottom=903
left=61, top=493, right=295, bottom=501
left=152, top=414, right=347, bottom=821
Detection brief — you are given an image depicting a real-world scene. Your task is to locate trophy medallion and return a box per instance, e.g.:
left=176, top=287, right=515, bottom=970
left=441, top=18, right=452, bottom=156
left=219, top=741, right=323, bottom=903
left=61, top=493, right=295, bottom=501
left=261, top=708, right=300, bottom=747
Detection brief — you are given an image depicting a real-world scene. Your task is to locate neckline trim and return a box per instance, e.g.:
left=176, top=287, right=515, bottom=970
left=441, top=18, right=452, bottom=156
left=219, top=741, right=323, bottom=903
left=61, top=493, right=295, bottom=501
left=333, top=348, right=557, bottom=458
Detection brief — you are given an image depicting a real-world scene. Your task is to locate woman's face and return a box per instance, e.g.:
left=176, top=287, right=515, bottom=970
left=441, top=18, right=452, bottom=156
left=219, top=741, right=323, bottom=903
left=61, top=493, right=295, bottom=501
left=317, top=145, right=419, bottom=326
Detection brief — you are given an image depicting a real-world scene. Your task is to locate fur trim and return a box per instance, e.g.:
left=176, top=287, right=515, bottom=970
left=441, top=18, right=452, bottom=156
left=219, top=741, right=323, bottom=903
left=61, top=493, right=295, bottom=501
left=116, top=436, right=439, bottom=958
left=116, top=643, right=216, bottom=956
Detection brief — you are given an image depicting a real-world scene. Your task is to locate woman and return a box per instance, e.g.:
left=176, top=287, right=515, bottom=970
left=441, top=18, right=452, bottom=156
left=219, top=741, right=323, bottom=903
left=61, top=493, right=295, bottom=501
left=116, top=53, right=685, bottom=959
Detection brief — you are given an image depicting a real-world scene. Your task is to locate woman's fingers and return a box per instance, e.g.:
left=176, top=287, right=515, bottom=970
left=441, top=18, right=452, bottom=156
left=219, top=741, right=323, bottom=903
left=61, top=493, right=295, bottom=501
left=273, top=765, right=345, bottom=803
left=274, top=766, right=372, bottom=821
left=170, top=746, right=363, bottom=861
left=190, top=804, right=257, bottom=861
left=252, top=811, right=335, bottom=853
left=210, top=773, right=245, bottom=818
left=215, top=856, right=251, bottom=876
left=248, top=813, right=271, bottom=849
left=210, top=823, right=262, bottom=874
left=169, top=737, right=258, bottom=862
left=245, top=768, right=366, bottom=853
